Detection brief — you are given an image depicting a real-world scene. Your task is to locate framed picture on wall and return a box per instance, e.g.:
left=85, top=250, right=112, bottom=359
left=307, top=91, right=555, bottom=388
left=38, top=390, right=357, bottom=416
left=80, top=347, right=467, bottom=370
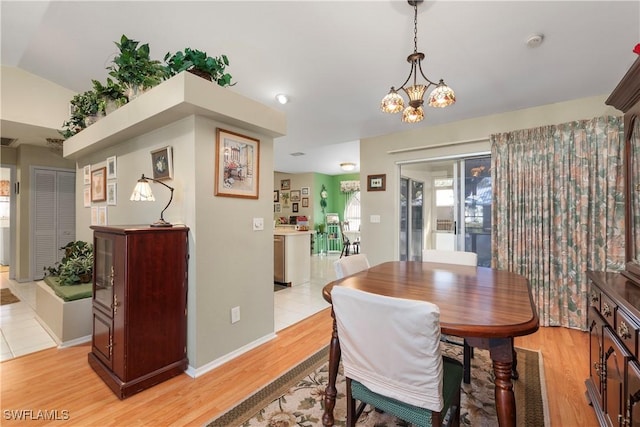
left=274, top=190, right=279, bottom=202
left=83, top=187, right=91, bottom=208
left=274, top=203, right=281, bottom=213
left=367, top=174, right=386, bottom=191
left=292, top=202, right=299, bottom=213
left=301, top=187, right=309, bottom=196
left=83, top=165, right=91, bottom=185
left=91, top=167, right=106, bottom=202
left=281, top=179, right=291, bottom=190
left=215, top=129, right=260, bottom=199
left=151, top=146, right=173, bottom=180
left=106, top=182, right=117, bottom=205
left=290, top=190, right=300, bottom=202
left=302, top=197, right=309, bottom=207
left=107, top=156, right=117, bottom=180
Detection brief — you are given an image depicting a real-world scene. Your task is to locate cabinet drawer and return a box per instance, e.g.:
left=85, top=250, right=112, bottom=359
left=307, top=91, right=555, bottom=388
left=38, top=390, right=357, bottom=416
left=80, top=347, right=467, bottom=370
left=616, top=308, right=640, bottom=358
left=600, top=293, right=616, bottom=329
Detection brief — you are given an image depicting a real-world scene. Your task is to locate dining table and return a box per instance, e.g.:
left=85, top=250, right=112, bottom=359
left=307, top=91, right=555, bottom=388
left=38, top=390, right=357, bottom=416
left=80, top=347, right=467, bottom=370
left=321, top=260, right=539, bottom=427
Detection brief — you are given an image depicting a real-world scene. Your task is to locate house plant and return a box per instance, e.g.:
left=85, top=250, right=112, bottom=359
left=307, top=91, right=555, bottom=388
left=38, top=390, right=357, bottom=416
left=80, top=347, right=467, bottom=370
left=44, top=241, right=94, bottom=285
left=92, top=78, right=127, bottom=114
left=59, top=89, right=104, bottom=137
left=107, top=34, right=165, bottom=100
left=164, top=47, right=234, bottom=87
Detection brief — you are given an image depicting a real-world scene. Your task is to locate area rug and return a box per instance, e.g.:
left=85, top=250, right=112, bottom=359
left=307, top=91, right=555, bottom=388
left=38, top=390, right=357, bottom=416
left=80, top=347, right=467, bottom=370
left=0, top=288, right=20, bottom=305
left=206, top=342, right=548, bottom=426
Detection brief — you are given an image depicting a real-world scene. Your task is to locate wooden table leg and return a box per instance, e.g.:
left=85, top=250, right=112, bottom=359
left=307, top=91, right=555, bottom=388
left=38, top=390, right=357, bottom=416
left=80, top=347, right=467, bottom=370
left=323, top=308, right=341, bottom=426
left=490, top=338, right=516, bottom=427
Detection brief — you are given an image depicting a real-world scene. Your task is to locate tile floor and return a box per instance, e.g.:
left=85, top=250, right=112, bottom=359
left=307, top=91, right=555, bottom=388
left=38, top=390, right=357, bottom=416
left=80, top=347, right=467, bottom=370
left=0, top=253, right=338, bottom=362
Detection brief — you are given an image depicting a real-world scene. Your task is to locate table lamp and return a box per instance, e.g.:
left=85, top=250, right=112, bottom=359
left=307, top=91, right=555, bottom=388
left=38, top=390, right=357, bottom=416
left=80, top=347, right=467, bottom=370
left=130, top=174, right=174, bottom=227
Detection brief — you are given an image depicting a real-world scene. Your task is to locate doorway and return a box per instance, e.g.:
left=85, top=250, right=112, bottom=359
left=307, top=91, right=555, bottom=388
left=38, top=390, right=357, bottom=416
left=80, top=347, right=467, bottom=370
left=399, top=154, right=492, bottom=267
left=0, top=165, right=15, bottom=278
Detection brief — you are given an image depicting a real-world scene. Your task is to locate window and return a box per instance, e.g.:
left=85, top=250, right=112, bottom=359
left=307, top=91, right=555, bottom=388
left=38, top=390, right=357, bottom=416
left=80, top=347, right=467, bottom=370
left=344, top=191, right=361, bottom=232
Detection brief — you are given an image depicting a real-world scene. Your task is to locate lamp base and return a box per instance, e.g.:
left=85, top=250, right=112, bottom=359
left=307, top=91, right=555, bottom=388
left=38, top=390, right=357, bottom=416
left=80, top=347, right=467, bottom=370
left=150, top=219, right=173, bottom=228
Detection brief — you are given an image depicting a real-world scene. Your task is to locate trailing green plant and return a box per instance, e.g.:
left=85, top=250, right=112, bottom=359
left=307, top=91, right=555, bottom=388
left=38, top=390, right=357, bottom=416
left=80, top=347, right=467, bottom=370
left=58, top=89, right=104, bottom=138
left=107, top=34, right=165, bottom=92
left=164, top=47, right=234, bottom=87
left=92, top=78, right=127, bottom=108
left=44, top=241, right=94, bottom=285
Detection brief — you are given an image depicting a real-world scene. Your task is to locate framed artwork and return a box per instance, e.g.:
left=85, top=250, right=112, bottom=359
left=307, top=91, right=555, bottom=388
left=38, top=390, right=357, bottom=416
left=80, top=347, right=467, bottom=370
left=280, top=179, right=291, bottom=191
left=106, top=156, right=117, bottom=180
left=301, top=187, right=309, bottom=196
left=98, top=206, right=108, bottom=225
left=215, top=129, right=260, bottom=199
left=273, top=190, right=279, bottom=202
left=83, top=165, right=91, bottom=185
left=367, top=174, right=386, bottom=191
left=83, top=187, right=91, bottom=208
left=151, top=146, right=173, bottom=180
left=290, top=190, right=301, bottom=202
left=91, top=207, right=99, bottom=225
left=106, top=182, right=117, bottom=205
left=274, top=203, right=281, bottom=213
left=302, top=197, right=309, bottom=208
left=91, top=167, right=106, bottom=202
left=292, top=202, right=299, bottom=213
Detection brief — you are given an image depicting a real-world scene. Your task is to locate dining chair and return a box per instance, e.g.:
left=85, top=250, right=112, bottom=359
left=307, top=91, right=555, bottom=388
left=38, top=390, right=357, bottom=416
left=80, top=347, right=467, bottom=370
left=423, top=249, right=477, bottom=384
left=339, top=221, right=351, bottom=258
left=334, top=254, right=370, bottom=279
left=331, top=286, right=463, bottom=427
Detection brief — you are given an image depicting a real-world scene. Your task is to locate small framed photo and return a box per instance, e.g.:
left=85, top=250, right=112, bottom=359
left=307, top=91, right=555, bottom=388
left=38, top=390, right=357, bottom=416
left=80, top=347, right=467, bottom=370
left=274, top=190, right=279, bottom=202
left=91, top=207, right=99, bottom=225
left=83, top=165, right=91, bottom=185
left=106, top=156, right=117, bottom=179
left=151, top=146, right=173, bottom=180
left=326, top=213, right=339, bottom=224
left=91, top=167, right=106, bottom=202
left=98, top=206, right=108, bottom=225
left=302, top=197, right=309, bottom=208
left=280, top=179, right=291, bottom=191
left=215, top=129, right=260, bottom=199
left=290, top=190, right=301, bottom=202
left=83, top=187, right=91, bottom=208
left=301, top=187, right=309, bottom=196
left=106, top=182, right=117, bottom=205
left=274, top=203, right=281, bottom=213
left=292, top=202, right=299, bottom=213
left=367, top=174, right=386, bottom=191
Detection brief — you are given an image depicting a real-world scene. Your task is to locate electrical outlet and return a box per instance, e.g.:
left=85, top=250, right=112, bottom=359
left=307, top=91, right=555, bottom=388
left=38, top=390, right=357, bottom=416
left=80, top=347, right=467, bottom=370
left=370, top=214, right=381, bottom=223
left=253, top=217, right=264, bottom=231
left=231, top=306, right=240, bottom=323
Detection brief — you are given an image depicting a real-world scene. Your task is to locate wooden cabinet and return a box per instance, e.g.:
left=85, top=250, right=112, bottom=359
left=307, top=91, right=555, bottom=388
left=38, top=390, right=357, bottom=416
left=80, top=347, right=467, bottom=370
left=587, top=272, right=640, bottom=427
left=87, top=225, right=189, bottom=399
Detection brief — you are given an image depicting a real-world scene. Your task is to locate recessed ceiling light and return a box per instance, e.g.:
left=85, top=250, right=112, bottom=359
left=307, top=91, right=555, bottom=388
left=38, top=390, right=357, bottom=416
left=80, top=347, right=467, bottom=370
left=275, top=94, right=289, bottom=104
left=526, top=34, right=544, bottom=48
left=290, top=152, right=305, bottom=157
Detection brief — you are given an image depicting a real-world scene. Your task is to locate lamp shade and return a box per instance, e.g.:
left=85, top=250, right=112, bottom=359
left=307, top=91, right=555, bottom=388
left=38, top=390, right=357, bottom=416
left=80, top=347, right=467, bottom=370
left=130, top=180, right=155, bottom=201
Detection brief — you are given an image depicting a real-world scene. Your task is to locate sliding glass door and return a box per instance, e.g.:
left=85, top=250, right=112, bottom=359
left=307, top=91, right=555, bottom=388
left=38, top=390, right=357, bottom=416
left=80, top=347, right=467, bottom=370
left=399, top=177, right=424, bottom=261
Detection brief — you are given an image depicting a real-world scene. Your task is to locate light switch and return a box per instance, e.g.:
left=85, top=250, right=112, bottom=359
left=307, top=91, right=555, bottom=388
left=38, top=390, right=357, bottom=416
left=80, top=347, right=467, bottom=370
left=253, top=217, right=264, bottom=231
left=370, top=215, right=381, bottom=223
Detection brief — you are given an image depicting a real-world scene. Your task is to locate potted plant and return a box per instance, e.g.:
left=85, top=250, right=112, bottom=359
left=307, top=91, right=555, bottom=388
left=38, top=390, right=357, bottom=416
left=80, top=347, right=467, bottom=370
left=59, top=89, right=104, bottom=137
left=92, top=78, right=127, bottom=114
left=164, top=47, right=234, bottom=87
left=44, top=241, right=94, bottom=285
left=107, top=34, right=165, bottom=100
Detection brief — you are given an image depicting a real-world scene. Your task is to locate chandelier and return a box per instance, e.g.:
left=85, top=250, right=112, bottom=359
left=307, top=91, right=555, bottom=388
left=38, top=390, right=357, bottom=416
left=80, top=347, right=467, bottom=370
left=380, top=0, right=455, bottom=123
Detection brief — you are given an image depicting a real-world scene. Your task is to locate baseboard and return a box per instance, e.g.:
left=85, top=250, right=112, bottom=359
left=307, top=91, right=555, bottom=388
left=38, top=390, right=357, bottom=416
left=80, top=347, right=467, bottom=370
left=186, top=332, right=277, bottom=378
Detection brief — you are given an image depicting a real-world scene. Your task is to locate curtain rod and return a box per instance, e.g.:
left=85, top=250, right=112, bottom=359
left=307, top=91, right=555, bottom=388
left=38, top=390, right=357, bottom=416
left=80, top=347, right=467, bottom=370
left=386, top=137, right=490, bottom=155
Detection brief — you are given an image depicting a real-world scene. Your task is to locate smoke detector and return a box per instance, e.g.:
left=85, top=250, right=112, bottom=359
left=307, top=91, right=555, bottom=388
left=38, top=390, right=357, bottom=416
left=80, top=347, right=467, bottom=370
left=526, top=34, right=544, bottom=48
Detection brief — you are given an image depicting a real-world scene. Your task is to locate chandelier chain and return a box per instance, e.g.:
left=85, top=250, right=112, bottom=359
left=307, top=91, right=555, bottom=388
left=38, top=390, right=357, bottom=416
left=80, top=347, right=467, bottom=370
left=413, top=3, right=418, bottom=54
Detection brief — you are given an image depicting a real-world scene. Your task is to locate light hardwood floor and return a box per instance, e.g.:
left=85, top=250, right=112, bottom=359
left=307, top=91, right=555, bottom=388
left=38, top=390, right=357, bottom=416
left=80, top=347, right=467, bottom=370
left=0, top=307, right=597, bottom=426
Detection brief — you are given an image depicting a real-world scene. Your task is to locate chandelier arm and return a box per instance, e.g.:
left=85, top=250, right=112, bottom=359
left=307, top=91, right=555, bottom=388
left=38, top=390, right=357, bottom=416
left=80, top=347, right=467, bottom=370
left=396, top=62, right=418, bottom=91
left=417, top=60, right=439, bottom=87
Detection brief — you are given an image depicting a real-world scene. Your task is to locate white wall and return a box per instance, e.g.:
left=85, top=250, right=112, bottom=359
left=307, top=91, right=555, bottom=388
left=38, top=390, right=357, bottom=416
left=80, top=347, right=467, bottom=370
left=360, top=95, right=621, bottom=266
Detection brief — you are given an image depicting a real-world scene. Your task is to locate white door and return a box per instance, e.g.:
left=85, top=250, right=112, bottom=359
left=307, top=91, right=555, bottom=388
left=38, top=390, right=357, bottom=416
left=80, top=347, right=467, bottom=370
left=31, top=168, right=75, bottom=280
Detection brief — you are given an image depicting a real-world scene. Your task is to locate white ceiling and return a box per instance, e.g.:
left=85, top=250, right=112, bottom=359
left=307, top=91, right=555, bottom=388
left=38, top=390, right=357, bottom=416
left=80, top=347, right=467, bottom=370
left=2, top=1, right=639, bottom=175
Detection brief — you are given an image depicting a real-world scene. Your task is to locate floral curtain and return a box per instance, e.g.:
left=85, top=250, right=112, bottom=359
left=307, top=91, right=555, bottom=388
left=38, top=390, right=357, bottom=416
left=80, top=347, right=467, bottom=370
left=491, top=116, right=625, bottom=329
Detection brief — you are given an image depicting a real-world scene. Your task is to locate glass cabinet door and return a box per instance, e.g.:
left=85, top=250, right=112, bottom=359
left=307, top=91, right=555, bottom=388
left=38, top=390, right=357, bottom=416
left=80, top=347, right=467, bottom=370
left=94, top=234, right=114, bottom=313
